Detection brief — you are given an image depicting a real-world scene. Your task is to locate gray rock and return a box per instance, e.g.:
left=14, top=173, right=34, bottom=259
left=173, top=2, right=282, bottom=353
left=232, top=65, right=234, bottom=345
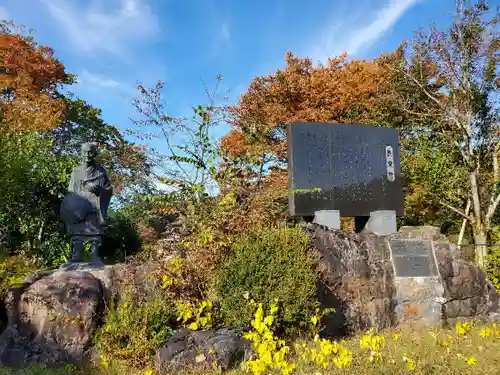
left=0, top=268, right=107, bottom=368
left=155, top=328, right=253, bottom=373
left=439, top=255, right=499, bottom=324
left=302, top=223, right=396, bottom=336
left=397, top=226, right=500, bottom=324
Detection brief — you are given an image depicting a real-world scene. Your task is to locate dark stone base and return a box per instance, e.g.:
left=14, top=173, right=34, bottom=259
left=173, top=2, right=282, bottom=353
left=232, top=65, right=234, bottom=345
left=58, top=262, right=104, bottom=271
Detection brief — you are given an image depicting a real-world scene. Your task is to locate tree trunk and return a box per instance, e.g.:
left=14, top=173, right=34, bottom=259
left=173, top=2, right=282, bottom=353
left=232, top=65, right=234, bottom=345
left=457, top=199, right=471, bottom=252
left=33, top=220, right=45, bottom=251
left=469, top=169, right=489, bottom=267
left=474, top=229, right=488, bottom=268
left=470, top=170, right=482, bottom=229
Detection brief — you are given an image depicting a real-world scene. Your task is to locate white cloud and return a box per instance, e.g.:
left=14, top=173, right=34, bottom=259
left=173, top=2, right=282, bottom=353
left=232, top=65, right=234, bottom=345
left=311, top=0, right=422, bottom=63
left=79, top=69, right=123, bottom=89
left=0, top=6, right=8, bottom=20
left=77, top=69, right=137, bottom=100
left=221, top=22, right=231, bottom=45
left=207, top=21, right=231, bottom=59
left=40, top=0, right=160, bottom=56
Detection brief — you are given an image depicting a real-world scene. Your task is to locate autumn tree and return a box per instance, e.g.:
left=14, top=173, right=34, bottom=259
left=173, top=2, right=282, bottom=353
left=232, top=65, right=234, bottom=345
left=0, top=21, right=73, bottom=134
left=0, top=21, right=149, bottom=263
left=0, top=21, right=74, bottom=257
left=223, top=53, right=394, bottom=161
left=390, top=0, right=499, bottom=266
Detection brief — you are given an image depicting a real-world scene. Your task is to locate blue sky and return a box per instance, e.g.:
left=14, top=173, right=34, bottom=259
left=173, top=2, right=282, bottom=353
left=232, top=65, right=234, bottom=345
left=0, top=0, right=459, bottom=147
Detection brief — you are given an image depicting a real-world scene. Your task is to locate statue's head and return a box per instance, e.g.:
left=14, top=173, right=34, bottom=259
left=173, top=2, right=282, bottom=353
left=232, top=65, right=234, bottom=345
left=80, top=142, right=98, bottom=165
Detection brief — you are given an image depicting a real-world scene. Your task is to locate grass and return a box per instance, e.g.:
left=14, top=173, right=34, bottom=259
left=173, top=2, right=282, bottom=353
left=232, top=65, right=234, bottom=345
left=279, top=321, right=500, bottom=375
left=2, top=321, right=500, bottom=375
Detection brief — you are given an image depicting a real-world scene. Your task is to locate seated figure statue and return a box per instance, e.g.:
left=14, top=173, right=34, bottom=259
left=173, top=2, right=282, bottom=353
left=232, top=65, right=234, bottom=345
left=60, top=142, right=113, bottom=267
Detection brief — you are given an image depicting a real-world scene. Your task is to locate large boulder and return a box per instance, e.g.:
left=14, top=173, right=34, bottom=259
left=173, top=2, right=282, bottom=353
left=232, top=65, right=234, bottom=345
left=394, top=226, right=499, bottom=323
left=408, top=227, right=500, bottom=324
left=1, top=225, right=498, bottom=370
left=0, top=268, right=111, bottom=368
left=302, top=223, right=396, bottom=337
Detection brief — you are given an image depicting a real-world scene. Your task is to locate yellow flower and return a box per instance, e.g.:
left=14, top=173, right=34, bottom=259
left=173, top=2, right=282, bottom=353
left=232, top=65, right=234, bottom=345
left=407, top=359, right=416, bottom=370
left=456, top=321, right=475, bottom=336
left=455, top=322, right=466, bottom=336
left=311, top=315, right=319, bottom=326
left=480, top=327, right=492, bottom=337
left=466, top=356, right=478, bottom=365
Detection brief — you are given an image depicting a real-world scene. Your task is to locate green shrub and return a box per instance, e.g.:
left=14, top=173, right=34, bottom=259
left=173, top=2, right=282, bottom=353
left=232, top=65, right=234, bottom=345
left=93, top=292, right=176, bottom=369
left=486, top=226, right=500, bottom=291
left=37, top=233, right=70, bottom=268
left=0, top=254, right=39, bottom=296
left=101, top=212, right=142, bottom=263
left=213, top=225, right=319, bottom=337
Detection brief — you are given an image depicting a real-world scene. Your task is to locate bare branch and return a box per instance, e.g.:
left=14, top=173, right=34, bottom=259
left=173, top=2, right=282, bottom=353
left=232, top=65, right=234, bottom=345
left=389, top=64, right=469, bottom=137
left=486, top=192, right=500, bottom=224
left=401, top=106, right=438, bottom=118
left=438, top=200, right=475, bottom=222
left=486, top=143, right=500, bottom=224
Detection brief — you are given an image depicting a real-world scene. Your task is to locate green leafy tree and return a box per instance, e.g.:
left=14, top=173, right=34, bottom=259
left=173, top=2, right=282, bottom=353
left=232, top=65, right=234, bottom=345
left=390, top=0, right=499, bottom=266
left=0, top=134, right=73, bottom=258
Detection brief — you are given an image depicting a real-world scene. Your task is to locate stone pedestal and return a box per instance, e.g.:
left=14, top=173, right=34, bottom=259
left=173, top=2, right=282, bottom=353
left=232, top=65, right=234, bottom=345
left=392, top=276, right=445, bottom=326
left=313, top=210, right=340, bottom=230
left=385, top=230, right=444, bottom=326
left=365, top=210, right=397, bottom=235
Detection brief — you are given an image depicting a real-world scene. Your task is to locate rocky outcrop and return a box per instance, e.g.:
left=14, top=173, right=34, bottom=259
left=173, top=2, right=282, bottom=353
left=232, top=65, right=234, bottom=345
left=155, top=328, right=252, bottom=374
left=440, top=259, right=499, bottom=324
left=406, top=228, right=500, bottom=325
left=0, top=261, right=170, bottom=368
left=0, top=261, right=252, bottom=372
left=304, top=223, right=500, bottom=336
left=1, top=225, right=499, bottom=370
left=393, top=226, right=499, bottom=324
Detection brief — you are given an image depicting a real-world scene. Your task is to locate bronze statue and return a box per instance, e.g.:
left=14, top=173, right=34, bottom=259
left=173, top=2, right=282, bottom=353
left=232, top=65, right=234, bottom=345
left=60, top=142, right=113, bottom=267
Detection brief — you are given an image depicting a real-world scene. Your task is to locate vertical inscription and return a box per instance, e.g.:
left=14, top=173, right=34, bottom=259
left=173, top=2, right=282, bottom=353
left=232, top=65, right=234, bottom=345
left=386, top=146, right=395, bottom=182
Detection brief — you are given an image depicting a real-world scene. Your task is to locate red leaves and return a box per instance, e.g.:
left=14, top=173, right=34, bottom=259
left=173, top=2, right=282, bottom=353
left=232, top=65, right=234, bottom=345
left=0, top=34, right=69, bottom=92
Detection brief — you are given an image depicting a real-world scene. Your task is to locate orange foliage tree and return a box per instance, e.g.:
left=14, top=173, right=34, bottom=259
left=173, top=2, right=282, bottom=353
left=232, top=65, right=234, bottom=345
left=0, top=22, right=73, bottom=134
left=222, top=52, right=395, bottom=160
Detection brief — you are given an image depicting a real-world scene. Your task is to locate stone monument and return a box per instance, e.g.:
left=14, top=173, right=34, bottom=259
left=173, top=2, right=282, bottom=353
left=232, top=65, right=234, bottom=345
left=59, top=142, right=113, bottom=268
left=287, top=122, right=404, bottom=234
